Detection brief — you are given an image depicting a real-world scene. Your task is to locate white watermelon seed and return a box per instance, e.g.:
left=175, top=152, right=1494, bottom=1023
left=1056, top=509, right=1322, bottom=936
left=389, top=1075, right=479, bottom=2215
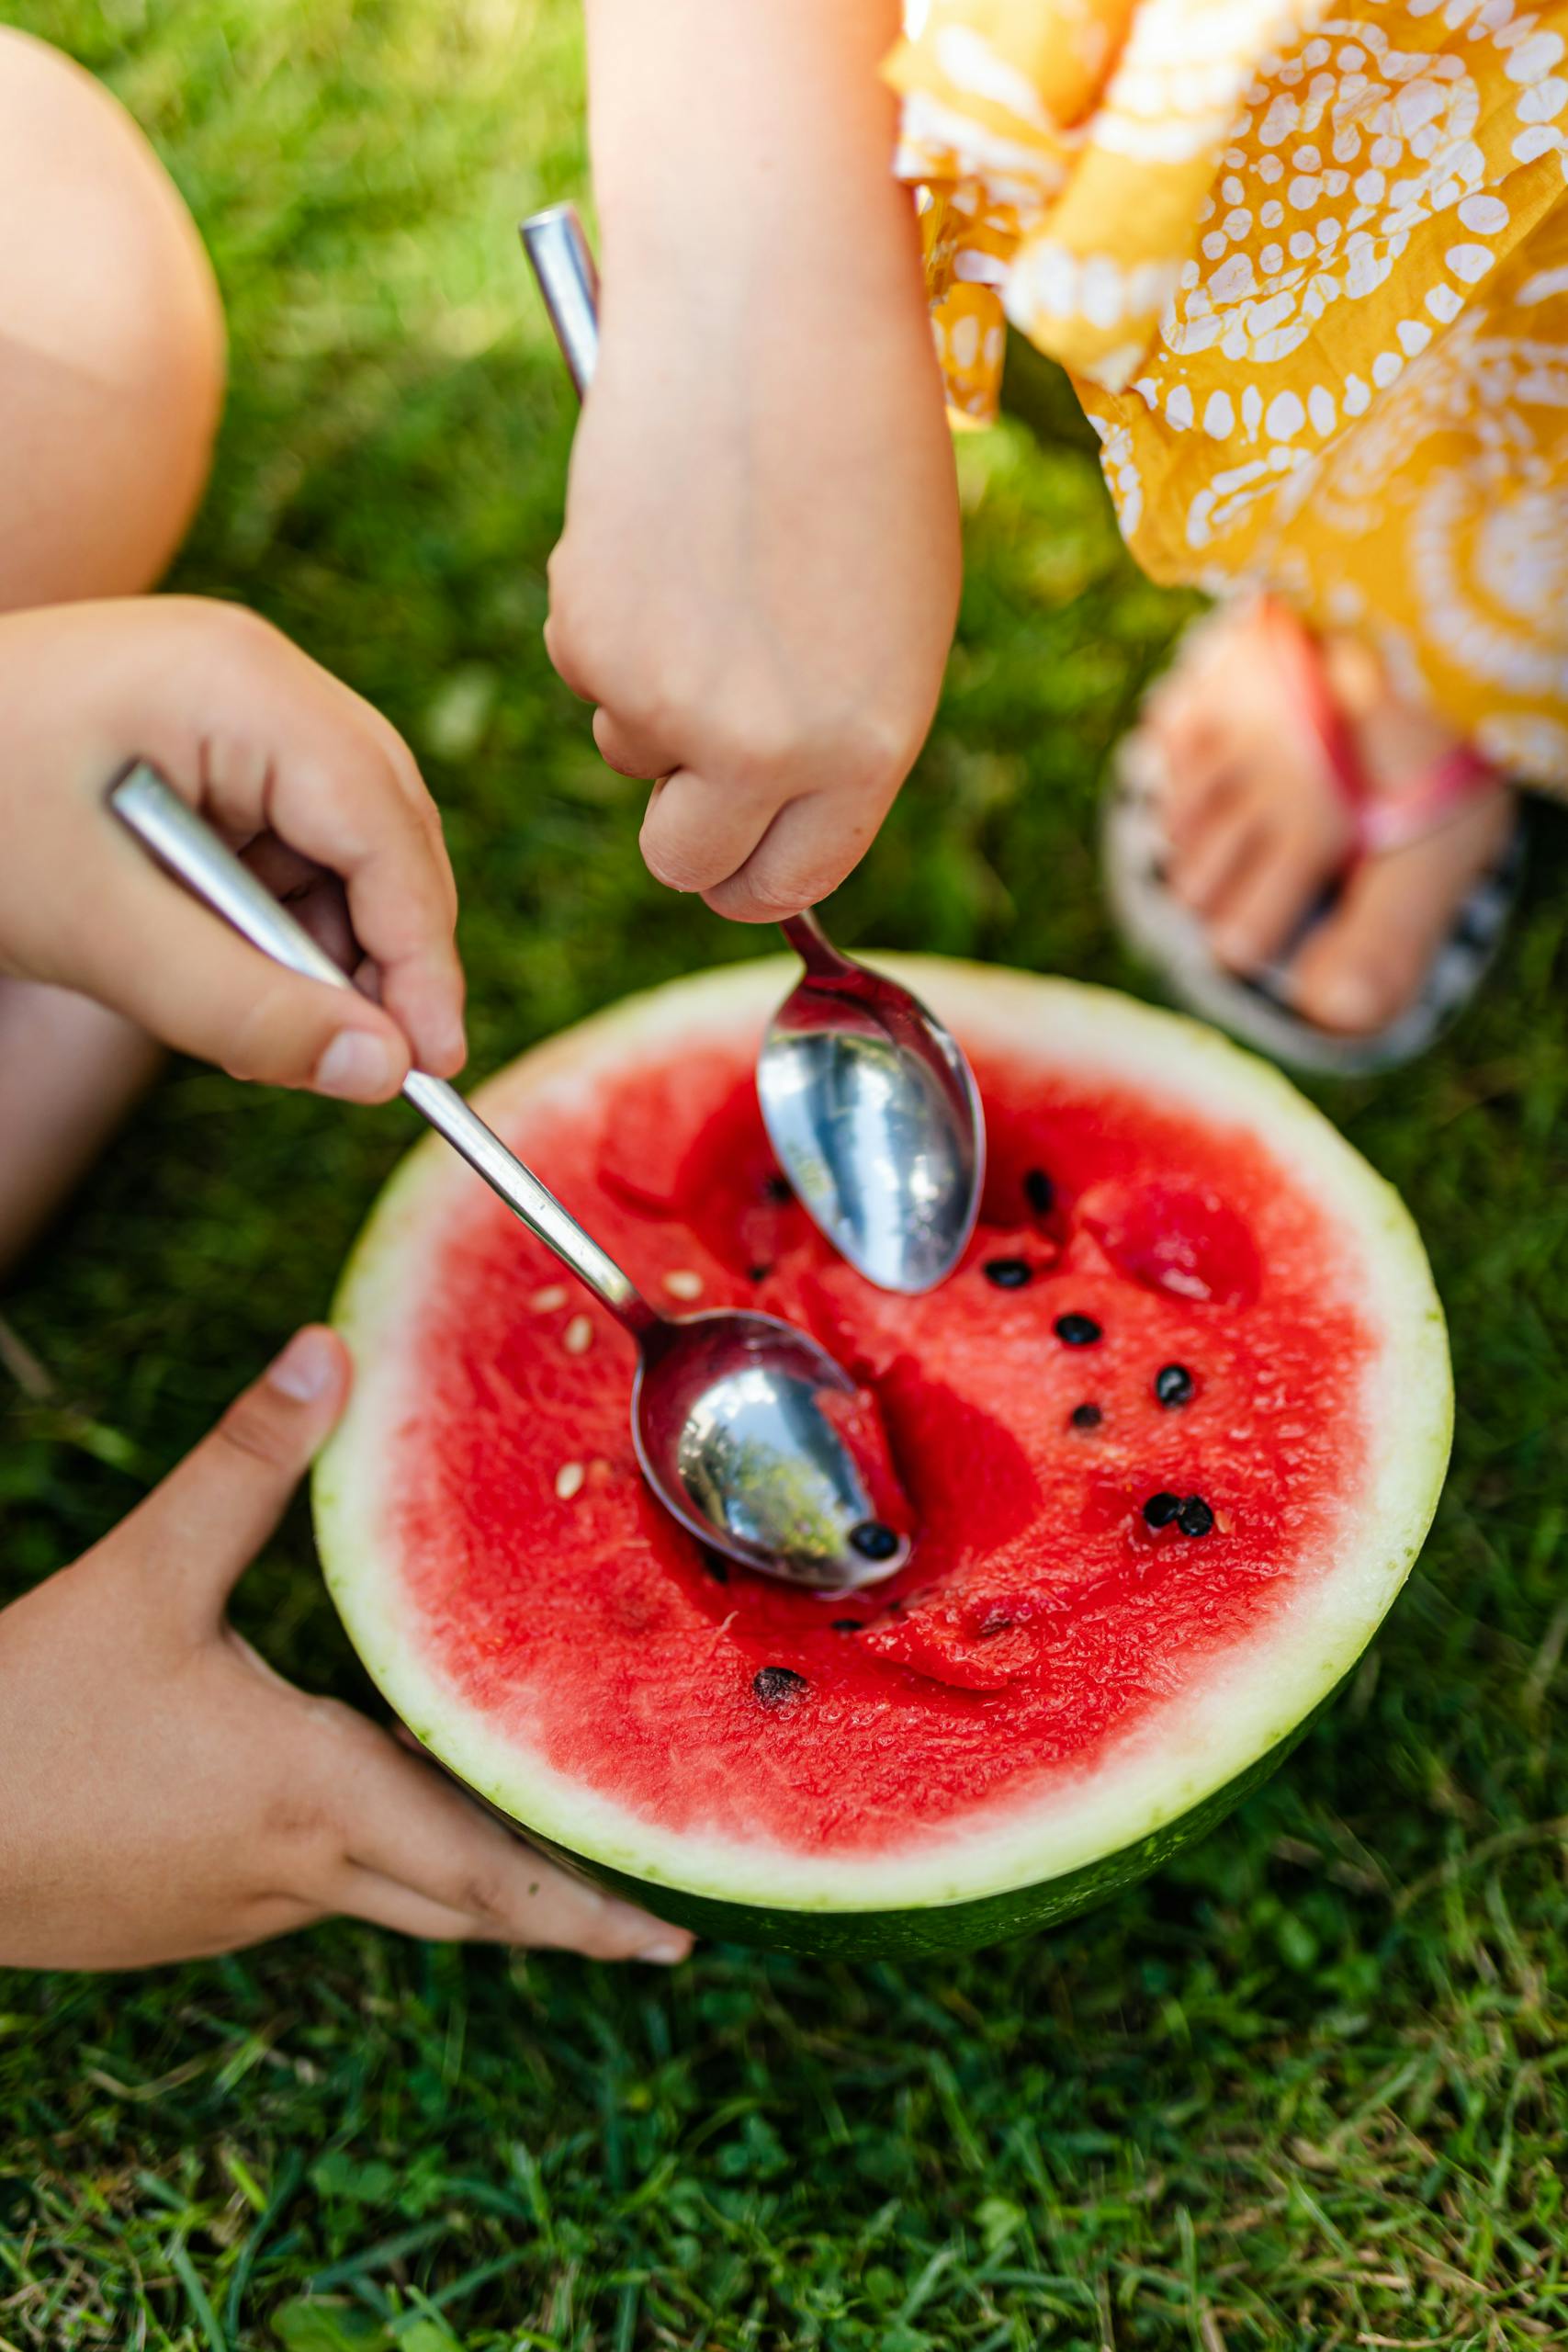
left=662, top=1269, right=705, bottom=1300
left=530, top=1284, right=570, bottom=1312
left=563, top=1315, right=593, bottom=1355
left=555, top=1461, right=586, bottom=1501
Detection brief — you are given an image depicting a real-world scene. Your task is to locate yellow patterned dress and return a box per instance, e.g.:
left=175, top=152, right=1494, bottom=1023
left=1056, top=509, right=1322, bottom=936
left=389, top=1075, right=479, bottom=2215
left=888, top=0, right=1568, bottom=787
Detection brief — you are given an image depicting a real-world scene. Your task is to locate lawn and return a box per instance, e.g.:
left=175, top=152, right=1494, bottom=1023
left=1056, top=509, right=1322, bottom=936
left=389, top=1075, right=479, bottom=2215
left=5, top=1, right=1568, bottom=2345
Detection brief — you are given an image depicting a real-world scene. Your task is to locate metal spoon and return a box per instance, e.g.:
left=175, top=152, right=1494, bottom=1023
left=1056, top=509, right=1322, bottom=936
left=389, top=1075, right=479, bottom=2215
left=108, top=763, right=911, bottom=1591
left=520, top=203, right=986, bottom=1295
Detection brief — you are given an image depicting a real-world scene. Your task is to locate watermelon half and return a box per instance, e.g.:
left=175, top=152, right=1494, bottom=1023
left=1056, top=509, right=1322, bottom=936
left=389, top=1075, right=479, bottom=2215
left=314, top=960, right=1451, bottom=1958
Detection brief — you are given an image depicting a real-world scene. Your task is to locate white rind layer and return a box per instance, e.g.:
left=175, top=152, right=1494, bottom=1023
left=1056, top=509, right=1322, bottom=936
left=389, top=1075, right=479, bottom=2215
left=313, top=961, right=1452, bottom=1917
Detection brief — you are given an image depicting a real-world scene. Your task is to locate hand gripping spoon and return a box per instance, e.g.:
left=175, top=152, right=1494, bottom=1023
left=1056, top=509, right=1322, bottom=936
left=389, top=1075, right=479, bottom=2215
left=520, top=203, right=986, bottom=1295
left=108, top=763, right=912, bottom=1591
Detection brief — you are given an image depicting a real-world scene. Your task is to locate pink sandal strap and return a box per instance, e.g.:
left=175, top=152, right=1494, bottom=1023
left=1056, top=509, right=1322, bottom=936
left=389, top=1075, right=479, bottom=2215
left=1257, top=596, right=1503, bottom=859
left=1352, top=743, right=1502, bottom=854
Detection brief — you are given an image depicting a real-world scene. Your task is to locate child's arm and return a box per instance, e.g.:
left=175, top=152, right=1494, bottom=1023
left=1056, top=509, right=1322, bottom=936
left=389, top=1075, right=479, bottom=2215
left=0, top=597, right=465, bottom=1098
left=548, top=0, right=961, bottom=921
left=0, top=1329, right=689, bottom=1966
left=0, top=606, right=691, bottom=1967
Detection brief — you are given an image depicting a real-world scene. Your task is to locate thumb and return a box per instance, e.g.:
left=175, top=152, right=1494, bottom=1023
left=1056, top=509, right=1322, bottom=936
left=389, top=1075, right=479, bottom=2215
left=81, top=852, right=412, bottom=1102
left=117, top=1327, right=351, bottom=1627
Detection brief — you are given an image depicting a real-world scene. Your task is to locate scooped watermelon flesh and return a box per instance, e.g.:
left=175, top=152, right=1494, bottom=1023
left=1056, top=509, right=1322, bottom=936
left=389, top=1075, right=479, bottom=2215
left=315, top=962, right=1451, bottom=1957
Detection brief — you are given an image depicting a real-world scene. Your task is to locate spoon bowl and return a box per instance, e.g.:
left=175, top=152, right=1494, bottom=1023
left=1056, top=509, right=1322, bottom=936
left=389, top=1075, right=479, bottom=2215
left=762, top=912, right=984, bottom=1294
left=109, top=763, right=911, bottom=1592
left=635, top=1307, right=908, bottom=1586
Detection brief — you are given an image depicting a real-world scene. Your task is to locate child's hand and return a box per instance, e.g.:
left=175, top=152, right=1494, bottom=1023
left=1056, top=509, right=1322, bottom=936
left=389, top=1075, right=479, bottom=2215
left=0, top=1328, right=693, bottom=1970
left=0, top=597, right=465, bottom=1102
left=547, top=0, right=962, bottom=923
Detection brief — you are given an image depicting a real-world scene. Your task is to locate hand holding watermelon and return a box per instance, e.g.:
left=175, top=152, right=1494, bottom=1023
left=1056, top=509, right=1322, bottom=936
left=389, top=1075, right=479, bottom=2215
left=0, top=1328, right=693, bottom=1970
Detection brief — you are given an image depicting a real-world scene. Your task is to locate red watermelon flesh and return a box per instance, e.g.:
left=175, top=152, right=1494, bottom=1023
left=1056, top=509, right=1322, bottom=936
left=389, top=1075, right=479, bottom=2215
left=317, top=963, right=1450, bottom=1949
left=389, top=1035, right=1371, bottom=1853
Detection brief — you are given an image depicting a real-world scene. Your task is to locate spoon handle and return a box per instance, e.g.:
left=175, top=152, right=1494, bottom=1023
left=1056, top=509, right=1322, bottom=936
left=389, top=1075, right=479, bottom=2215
left=107, top=763, right=656, bottom=1336
left=777, top=909, right=857, bottom=981
left=520, top=204, right=600, bottom=394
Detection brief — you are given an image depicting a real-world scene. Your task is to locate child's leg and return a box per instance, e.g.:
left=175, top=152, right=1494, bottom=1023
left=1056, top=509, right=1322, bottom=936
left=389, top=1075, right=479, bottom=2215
left=0, top=30, right=223, bottom=600
left=0, top=30, right=225, bottom=1275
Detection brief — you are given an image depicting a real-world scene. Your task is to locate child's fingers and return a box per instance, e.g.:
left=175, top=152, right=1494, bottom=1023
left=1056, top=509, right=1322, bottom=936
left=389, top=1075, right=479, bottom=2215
left=286, top=874, right=359, bottom=975
left=638, top=767, right=775, bottom=898
left=330, top=1724, right=692, bottom=1961
left=230, top=839, right=361, bottom=973
left=181, top=630, right=465, bottom=1078
left=592, top=706, right=669, bottom=782
left=112, top=1328, right=350, bottom=1630
left=85, top=851, right=413, bottom=1101
left=332, top=1863, right=525, bottom=1945
left=642, top=773, right=863, bottom=922
left=224, top=846, right=425, bottom=1050
left=542, top=606, right=601, bottom=706
left=334, top=1854, right=683, bottom=1953
left=243, top=745, right=466, bottom=1080
left=702, top=789, right=875, bottom=924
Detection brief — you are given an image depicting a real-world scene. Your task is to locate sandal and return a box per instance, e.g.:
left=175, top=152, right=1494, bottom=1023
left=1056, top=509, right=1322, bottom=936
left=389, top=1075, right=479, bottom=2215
left=1104, top=597, right=1523, bottom=1077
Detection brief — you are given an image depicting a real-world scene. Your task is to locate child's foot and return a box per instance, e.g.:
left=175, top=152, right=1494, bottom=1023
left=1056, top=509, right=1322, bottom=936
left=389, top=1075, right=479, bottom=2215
left=0, top=979, right=164, bottom=1279
left=1138, top=603, right=1515, bottom=1038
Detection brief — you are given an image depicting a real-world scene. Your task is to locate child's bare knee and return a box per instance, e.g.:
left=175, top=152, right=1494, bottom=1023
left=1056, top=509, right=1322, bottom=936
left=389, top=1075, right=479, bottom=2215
left=0, top=30, right=226, bottom=605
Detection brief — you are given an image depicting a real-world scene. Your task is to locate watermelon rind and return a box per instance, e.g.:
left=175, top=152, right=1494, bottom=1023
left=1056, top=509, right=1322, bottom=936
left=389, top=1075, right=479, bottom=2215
left=513, top=1715, right=1325, bottom=1959
left=313, top=961, right=1451, bottom=1955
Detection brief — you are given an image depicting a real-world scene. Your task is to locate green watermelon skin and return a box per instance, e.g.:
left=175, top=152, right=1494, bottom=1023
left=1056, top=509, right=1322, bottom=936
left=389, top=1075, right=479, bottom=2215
left=316, top=961, right=1451, bottom=1958
left=515, top=1716, right=1316, bottom=1958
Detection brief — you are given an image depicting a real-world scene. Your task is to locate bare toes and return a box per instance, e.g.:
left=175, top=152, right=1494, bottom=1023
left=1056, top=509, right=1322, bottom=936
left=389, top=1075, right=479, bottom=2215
left=1165, top=758, right=1244, bottom=858
left=1290, top=879, right=1425, bottom=1035
left=1290, top=799, right=1513, bottom=1035
left=1169, top=799, right=1261, bottom=919
left=1209, top=831, right=1340, bottom=976
left=1149, top=701, right=1228, bottom=829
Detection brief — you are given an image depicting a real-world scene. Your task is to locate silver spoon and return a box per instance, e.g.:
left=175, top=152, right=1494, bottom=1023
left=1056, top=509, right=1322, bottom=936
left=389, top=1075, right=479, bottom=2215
left=108, top=763, right=911, bottom=1591
left=520, top=203, right=986, bottom=1295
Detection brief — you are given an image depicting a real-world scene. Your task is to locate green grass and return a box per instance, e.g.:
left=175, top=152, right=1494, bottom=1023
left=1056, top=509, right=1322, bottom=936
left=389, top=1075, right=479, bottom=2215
left=5, top=0, right=1568, bottom=2344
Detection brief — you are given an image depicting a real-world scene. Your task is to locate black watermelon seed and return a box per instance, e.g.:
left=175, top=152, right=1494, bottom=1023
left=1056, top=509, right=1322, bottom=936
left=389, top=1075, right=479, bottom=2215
left=830, top=1618, right=863, bottom=1633
left=1024, top=1168, right=1055, bottom=1216
left=753, top=1666, right=808, bottom=1708
left=1178, top=1495, right=1215, bottom=1538
left=748, top=1263, right=772, bottom=1283
left=983, top=1257, right=1032, bottom=1290
left=979, top=1611, right=1013, bottom=1637
left=850, top=1520, right=901, bottom=1563
left=1071, top=1403, right=1102, bottom=1430
left=763, top=1173, right=794, bottom=1204
left=1156, top=1363, right=1194, bottom=1408
left=703, top=1554, right=730, bottom=1584
left=1055, top=1313, right=1102, bottom=1347
left=1143, top=1490, right=1181, bottom=1530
